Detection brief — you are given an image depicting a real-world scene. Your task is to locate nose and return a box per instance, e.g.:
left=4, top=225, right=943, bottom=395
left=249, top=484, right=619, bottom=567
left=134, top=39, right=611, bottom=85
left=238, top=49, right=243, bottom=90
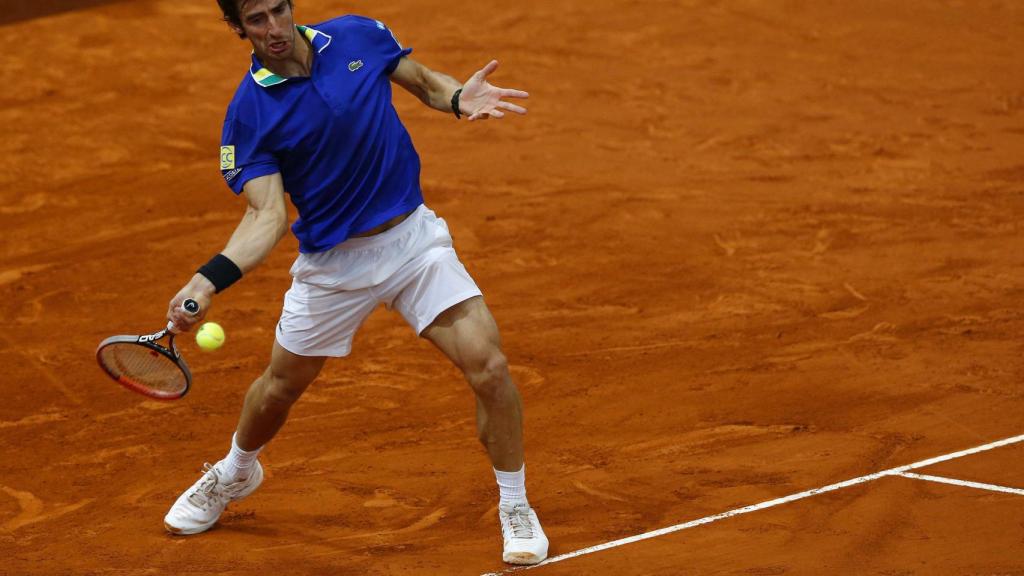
left=267, top=15, right=284, bottom=37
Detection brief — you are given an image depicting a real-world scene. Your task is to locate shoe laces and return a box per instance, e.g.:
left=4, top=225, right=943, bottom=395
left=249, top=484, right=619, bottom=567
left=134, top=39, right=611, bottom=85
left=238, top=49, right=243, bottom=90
left=187, top=463, right=227, bottom=510
left=504, top=504, right=536, bottom=539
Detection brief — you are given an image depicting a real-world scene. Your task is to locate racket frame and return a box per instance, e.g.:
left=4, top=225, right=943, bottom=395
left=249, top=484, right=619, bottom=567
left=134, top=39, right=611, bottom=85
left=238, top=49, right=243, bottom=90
left=96, top=299, right=200, bottom=400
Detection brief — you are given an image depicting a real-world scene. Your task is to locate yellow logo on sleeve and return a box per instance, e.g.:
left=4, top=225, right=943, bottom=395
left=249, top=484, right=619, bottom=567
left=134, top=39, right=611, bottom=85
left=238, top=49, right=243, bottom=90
left=220, top=146, right=236, bottom=170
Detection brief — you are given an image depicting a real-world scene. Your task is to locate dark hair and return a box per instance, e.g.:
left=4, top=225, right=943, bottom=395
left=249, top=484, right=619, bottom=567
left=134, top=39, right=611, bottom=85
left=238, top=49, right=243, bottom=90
left=217, top=0, right=294, bottom=38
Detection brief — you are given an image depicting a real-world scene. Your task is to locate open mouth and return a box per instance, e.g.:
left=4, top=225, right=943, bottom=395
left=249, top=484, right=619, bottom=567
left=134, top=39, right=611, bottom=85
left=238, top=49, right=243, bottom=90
left=269, top=40, right=288, bottom=54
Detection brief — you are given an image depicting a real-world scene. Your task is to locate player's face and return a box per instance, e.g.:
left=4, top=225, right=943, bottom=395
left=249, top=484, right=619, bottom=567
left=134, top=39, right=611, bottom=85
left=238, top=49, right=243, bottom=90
left=235, top=0, right=297, bottom=63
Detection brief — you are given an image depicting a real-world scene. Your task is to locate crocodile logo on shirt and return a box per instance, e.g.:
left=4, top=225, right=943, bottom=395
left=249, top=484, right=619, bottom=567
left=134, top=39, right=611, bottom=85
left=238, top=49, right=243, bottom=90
left=348, top=60, right=364, bottom=72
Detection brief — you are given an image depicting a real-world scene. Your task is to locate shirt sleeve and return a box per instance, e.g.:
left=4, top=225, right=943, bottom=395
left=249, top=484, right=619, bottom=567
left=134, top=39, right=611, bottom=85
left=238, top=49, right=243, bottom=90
left=357, top=17, right=413, bottom=75
left=220, top=115, right=280, bottom=195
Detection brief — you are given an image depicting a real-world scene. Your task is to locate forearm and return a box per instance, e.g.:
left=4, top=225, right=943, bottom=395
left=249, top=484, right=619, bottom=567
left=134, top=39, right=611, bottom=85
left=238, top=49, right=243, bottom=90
left=221, top=205, right=289, bottom=273
left=403, top=62, right=461, bottom=114
left=423, top=69, right=462, bottom=113
left=177, top=208, right=287, bottom=302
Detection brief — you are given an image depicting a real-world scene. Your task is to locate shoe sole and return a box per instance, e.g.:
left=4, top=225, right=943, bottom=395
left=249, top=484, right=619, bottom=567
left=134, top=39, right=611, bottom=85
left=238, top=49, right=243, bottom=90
left=164, top=519, right=216, bottom=536
left=503, top=551, right=547, bottom=565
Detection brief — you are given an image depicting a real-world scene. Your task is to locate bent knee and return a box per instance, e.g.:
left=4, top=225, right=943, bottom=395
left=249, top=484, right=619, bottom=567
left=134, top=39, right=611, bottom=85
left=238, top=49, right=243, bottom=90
left=465, top=350, right=513, bottom=398
left=260, top=369, right=311, bottom=408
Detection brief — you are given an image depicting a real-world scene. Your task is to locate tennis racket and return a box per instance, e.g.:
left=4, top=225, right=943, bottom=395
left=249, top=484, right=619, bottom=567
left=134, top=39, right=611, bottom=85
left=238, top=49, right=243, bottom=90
left=96, top=298, right=200, bottom=400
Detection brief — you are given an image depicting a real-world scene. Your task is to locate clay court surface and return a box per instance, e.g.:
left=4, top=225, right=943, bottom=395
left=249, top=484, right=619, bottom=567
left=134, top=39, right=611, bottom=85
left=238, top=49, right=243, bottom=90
left=2, top=0, right=1023, bottom=574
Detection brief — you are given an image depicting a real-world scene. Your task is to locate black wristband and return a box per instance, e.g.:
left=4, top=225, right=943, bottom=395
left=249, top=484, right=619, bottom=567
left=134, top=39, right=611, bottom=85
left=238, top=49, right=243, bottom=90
left=196, top=253, right=243, bottom=294
left=451, top=87, right=463, bottom=119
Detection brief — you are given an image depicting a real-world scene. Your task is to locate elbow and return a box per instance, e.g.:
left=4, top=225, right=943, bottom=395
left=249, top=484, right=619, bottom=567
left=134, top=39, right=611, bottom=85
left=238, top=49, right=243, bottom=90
left=271, top=209, right=289, bottom=239
left=249, top=205, right=289, bottom=239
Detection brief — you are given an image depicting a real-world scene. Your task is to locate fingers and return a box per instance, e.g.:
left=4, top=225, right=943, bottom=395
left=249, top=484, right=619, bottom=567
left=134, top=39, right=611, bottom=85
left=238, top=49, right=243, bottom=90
left=469, top=109, right=506, bottom=121
left=500, top=88, right=529, bottom=99
left=469, top=102, right=525, bottom=121
left=169, top=311, right=203, bottom=333
left=166, top=307, right=180, bottom=332
left=168, top=311, right=190, bottom=334
left=476, top=59, right=499, bottom=79
left=168, top=311, right=195, bottom=333
left=496, top=101, right=527, bottom=115
left=167, top=297, right=204, bottom=333
left=463, top=60, right=528, bottom=121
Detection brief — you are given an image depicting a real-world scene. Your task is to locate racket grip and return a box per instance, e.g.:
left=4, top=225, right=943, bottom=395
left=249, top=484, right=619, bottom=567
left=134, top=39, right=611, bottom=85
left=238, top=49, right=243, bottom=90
left=183, top=299, right=201, bottom=316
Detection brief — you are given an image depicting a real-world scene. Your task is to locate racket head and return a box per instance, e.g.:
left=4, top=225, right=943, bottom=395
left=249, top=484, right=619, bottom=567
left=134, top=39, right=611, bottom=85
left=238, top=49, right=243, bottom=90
left=96, top=332, right=192, bottom=400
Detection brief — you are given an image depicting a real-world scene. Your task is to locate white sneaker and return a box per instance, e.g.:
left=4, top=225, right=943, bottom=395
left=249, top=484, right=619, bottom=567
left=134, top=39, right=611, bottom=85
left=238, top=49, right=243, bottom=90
left=499, top=501, right=549, bottom=565
left=163, top=460, right=263, bottom=535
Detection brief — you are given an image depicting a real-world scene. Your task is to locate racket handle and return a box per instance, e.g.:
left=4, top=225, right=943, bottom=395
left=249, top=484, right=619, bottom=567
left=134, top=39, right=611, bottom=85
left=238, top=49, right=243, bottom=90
left=167, top=299, right=201, bottom=333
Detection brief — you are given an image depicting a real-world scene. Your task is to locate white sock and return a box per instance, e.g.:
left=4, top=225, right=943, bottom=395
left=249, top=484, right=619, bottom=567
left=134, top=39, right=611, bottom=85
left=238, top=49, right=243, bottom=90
left=494, top=464, right=527, bottom=506
left=222, top=433, right=262, bottom=481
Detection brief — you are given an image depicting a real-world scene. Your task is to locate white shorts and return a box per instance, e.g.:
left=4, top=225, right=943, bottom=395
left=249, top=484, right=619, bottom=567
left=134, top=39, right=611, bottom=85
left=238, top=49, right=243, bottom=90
left=276, top=204, right=482, bottom=357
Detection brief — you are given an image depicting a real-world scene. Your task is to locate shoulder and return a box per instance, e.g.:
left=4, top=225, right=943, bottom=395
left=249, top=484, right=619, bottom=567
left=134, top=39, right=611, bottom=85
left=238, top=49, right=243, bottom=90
left=314, top=14, right=397, bottom=38
left=224, top=75, right=261, bottom=129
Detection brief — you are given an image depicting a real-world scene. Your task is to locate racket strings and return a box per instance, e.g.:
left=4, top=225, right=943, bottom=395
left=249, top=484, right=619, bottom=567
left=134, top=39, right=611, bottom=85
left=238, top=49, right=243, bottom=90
left=99, top=343, right=186, bottom=395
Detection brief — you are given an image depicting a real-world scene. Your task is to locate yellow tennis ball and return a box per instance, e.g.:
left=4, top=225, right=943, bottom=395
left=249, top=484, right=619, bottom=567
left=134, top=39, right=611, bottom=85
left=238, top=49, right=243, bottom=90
left=196, top=322, right=226, bottom=352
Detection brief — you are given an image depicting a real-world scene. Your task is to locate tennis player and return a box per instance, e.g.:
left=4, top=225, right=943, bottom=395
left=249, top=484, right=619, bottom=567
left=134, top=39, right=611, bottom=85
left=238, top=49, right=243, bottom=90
left=161, top=0, right=547, bottom=565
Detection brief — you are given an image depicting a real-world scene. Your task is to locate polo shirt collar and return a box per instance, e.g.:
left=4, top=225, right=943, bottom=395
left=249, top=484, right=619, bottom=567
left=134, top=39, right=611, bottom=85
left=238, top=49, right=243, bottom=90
left=249, top=25, right=333, bottom=88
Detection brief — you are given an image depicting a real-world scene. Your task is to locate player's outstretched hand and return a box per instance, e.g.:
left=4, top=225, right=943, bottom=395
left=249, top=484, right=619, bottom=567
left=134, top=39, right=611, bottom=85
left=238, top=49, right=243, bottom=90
left=459, top=60, right=528, bottom=121
left=166, top=274, right=214, bottom=333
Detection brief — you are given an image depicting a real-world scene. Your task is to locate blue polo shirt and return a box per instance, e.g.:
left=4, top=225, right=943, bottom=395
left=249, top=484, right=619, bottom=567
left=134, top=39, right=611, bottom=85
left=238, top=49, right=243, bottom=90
left=220, top=15, right=422, bottom=253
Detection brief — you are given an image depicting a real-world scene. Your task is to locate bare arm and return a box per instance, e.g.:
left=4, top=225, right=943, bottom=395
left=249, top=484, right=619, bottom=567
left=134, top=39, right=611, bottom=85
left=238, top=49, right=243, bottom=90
left=390, top=57, right=529, bottom=121
left=221, top=173, right=290, bottom=272
left=167, top=173, right=289, bottom=331
left=390, top=56, right=461, bottom=113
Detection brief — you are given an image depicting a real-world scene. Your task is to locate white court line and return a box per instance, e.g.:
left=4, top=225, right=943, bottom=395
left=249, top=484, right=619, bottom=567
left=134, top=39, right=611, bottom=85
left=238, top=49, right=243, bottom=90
left=482, top=433, right=1024, bottom=575
left=897, top=472, right=1024, bottom=496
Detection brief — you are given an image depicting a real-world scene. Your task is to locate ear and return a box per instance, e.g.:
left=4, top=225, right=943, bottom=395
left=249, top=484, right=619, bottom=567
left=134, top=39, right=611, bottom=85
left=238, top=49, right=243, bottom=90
left=227, top=20, right=246, bottom=38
